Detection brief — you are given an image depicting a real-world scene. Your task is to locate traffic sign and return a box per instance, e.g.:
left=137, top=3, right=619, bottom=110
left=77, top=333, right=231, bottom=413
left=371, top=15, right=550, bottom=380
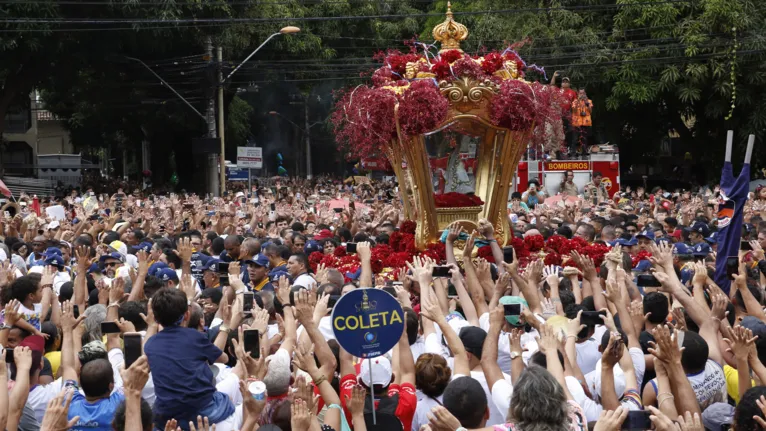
left=237, top=147, right=263, bottom=169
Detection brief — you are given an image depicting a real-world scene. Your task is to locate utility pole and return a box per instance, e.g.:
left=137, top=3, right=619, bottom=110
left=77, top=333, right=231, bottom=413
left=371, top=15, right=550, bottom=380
left=205, top=36, right=219, bottom=196
left=217, top=46, right=226, bottom=196
left=304, top=101, right=312, bottom=179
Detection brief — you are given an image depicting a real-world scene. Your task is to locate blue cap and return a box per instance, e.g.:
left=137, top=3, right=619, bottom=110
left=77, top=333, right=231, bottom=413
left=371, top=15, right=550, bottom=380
left=685, top=222, right=710, bottom=237
left=304, top=240, right=323, bottom=255
left=636, top=229, right=655, bottom=241
left=99, top=252, right=124, bottom=264
left=87, top=263, right=100, bottom=274
left=45, top=255, right=65, bottom=268
left=617, top=237, right=638, bottom=247
left=201, top=258, right=221, bottom=272
left=680, top=267, right=694, bottom=284
left=244, top=254, right=270, bottom=268
left=673, top=243, right=693, bottom=256
left=135, top=242, right=152, bottom=253
left=148, top=262, right=168, bottom=276
left=656, top=237, right=671, bottom=244
left=633, top=259, right=652, bottom=272
left=345, top=267, right=362, bottom=281
left=44, top=247, right=62, bottom=258
left=156, top=268, right=179, bottom=283
left=704, top=232, right=718, bottom=244
left=692, top=242, right=712, bottom=257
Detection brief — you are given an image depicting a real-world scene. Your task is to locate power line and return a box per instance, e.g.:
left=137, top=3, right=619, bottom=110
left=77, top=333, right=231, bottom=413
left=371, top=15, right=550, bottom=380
left=0, top=1, right=695, bottom=25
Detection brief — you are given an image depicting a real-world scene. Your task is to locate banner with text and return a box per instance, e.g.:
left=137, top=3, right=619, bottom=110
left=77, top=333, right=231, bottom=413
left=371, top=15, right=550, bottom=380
left=331, top=288, right=404, bottom=359
left=237, top=147, right=263, bottom=169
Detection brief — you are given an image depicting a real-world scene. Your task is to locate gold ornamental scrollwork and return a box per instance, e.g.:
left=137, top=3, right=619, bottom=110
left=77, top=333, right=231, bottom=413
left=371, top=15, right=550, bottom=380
left=438, top=77, right=498, bottom=113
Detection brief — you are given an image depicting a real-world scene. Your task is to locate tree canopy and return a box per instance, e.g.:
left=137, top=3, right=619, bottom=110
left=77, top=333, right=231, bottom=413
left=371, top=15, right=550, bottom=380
left=1, top=0, right=764, bottom=188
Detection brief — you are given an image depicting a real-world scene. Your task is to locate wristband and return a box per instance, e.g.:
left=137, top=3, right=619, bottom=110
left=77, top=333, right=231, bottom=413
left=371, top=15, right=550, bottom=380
left=313, top=374, right=327, bottom=386
left=218, top=325, right=231, bottom=334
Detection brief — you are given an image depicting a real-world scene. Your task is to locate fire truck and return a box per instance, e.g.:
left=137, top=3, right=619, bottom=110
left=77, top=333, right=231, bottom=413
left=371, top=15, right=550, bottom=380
left=361, top=145, right=620, bottom=198
left=515, top=146, right=620, bottom=196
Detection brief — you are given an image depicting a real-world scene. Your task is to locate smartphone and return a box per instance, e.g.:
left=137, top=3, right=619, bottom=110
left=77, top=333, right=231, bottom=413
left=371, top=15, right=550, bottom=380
left=123, top=332, right=142, bottom=369
left=503, top=303, right=521, bottom=316
left=72, top=305, right=80, bottom=319
left=432, top=266, right=451, bottom=278
left=346, top=242, right=357, bottom=253
left=101, top=321, right=121, bottom=334
left=636, top=274, right=662, bottom=287
left=333, top=207, right=343, bottom=214
left=289, top=286, right=305, bottom=306
left=741, top=240, right=753, bottom=251
left=503, top=247, right=514, bottom=264
left=327, top=294, right=341, bottom=309
left=621, top=411, right=652, bottom=430
left=581, top=310, right=607, bottom=326
left=207, top=210, right=215, bottom=217
left=581, top=208, right=591, bottom=214
left=243, top=292, right=254, bottom=315
left=447, top=282, right=458, bottom=298
left=219, top=275, right=230, bottom=287
left=218, top=262, right=230, bottom=274
left=243, top=329, right=260, bottom=359
left=726, top=256, right=739, bottom=278
left=270, top=203, right=276, bottom=212
left=5, top=348, right=13, bottom=364
left=382, top=286, right=397, bottom=297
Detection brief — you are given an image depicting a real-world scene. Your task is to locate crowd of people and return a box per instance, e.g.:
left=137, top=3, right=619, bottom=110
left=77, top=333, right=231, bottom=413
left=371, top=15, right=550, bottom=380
left=1, top=174, right=766, bottom=431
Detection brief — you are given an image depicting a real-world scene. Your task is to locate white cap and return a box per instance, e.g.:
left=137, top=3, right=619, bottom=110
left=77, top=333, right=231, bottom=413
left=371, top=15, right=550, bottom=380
left=110, top=241, right=128, bottom=257
left=359, top=357, right=393, bottom=387
left=47, top=220, right=60, bottom=230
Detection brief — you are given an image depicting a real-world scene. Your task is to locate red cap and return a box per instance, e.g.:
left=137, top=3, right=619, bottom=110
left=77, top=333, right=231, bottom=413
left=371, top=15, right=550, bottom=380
left=314, top=229, right=333, bottom=241
left=19, top=335, right=45, bottom=353
left=670, top=230, right=682, bottom=239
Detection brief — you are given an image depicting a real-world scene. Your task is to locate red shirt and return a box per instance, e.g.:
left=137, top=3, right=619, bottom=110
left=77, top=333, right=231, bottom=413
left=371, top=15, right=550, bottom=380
left=339, top=373, right=417, bottom=431
left=560, top=88, right=577, bottom=114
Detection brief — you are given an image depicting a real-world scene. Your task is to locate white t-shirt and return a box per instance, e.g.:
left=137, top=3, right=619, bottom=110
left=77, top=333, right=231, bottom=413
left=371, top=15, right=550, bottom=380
left=412, top=373, right=463, bottom=431
left=648, top=359, right=726, bottom=410
left=575, top=325, right=608, bottom=375
left=479, top=312, right=545, bottom=372
left=109, top=348, right=156, bottom=406
left=490, top=379, right=514, bottom=422
left=27, top=378, right=64, bottom=423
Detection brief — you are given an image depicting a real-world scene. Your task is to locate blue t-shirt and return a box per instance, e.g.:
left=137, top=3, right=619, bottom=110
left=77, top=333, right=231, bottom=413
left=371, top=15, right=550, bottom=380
left=65, top=382, right=125, bottom=431
left=144, top=325, right=222, bottom=420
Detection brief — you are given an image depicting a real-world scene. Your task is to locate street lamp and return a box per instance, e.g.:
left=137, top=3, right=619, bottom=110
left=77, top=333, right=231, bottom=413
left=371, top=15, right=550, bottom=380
left=269, top=110, right=323, bottom=179
left=217, top=26, right=300, bottom=195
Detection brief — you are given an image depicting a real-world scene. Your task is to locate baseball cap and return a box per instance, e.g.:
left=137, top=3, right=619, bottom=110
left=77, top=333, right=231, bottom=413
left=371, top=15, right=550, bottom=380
left=148, top=262, right=169, bottom=276
left=304, top=240, right=323, bottom=255
left=134, top=242, right=152, bottom=254
left=616, top=237, right=638, bottom=247
left=670, top=230, right=682, bottom=240
left=110, top=240, right=128, bottom=257
left=740, top=316, right=766, bottom=339
left=99, top=252, right=125, bottom=264
left=86, top=263, right=101, bottom=274
left=244, top=254, right=270, bottom=268
left=459, top=326, right=487, bottom=359
left=313, top=229, right=333, bottom=242
left=704, top=231, right=718, bottom=244
left=359, top=357, right=393, bottom=387
left=685, top=222, right=710, bottom=237
left=201, top=258, right=221, bottom=273
left=691, top=242, right=712, bottom=257
left=672, top=243, right=693, bottom=256
left=45, top=255, right=65, bottom=269
left=701, top=403, right=734, bottom=431
left=46, top=220, right=60, bottom=230
left=633, top=259, right=652, bottom=272
left=44, top=247, right=63, bottom=258
left=499, top=296, right=528, bottom=326
left=19, top=334, right=45, bottom=353
left=156, top=268, right=179, bottom=283
left=636, top=229, right=655, bottom=241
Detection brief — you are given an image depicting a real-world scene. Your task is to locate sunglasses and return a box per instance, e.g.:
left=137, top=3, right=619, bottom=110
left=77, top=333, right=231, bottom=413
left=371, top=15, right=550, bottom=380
left=104, top=262, right=120, bottom=268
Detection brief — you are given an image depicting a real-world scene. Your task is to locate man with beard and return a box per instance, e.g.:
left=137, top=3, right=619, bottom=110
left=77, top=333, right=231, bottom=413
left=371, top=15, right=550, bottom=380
left=99, top=252, right=124, bottom=279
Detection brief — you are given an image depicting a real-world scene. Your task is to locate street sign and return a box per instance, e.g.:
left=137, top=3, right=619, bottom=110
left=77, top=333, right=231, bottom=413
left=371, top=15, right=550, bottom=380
left=226, top=167, right=249, bottom=181
left=237, top=147, right=263, bottom=169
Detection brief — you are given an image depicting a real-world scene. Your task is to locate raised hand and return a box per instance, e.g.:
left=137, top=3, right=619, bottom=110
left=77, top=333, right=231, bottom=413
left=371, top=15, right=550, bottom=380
left=648, top=325, right=683, bottom=365
left=40, top=388, right=80, bottom=431
left=446, top=223, right=463, bottom=243
left=724, top=325, right=758, bottom=361
left=121, top=355, right=151, bottom=392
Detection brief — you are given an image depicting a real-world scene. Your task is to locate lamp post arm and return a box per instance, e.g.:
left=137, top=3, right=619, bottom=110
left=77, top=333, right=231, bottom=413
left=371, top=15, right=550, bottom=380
left=224, top=32, right=281, bottom=83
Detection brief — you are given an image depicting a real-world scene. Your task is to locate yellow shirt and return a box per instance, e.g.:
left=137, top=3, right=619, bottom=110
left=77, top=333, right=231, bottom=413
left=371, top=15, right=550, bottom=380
left=724, top=364, right=755, bottom=404
left=45, top=351, right=61, bottom=376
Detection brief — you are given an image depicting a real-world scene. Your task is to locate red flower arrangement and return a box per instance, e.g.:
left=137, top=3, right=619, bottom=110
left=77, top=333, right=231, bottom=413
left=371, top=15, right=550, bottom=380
left=477, top=245, right=495, bottom=263
left=399, top=80, right=449, bottom=136
left=440, top=50, right=464, bottom=64
left=481, top=52, right=504, bottom=75
left=334, top=245, right=347, bottom=257
left=431, top=59, right=452, bottom=80
left=632, top=250, right=653, bottom=268
left=452, top=57, right=486, bottom=80
left=434, top=192, right=484, bottom=208
left=490, top=79, right=536, bottom=131
left=544, top=251, right=562, bottom=266
left=384, top=51, right=420, bottom=76
left=371, top=66, right=395, bottom=87
left=524, top=234, right=545, bottom=252
left=583, top=243, right=610, bottom=268
left=400, top=220, right=417, bottom=234
left=331, top=86, right=398, bottom=159
left=503, top=51, right=526, bottom=75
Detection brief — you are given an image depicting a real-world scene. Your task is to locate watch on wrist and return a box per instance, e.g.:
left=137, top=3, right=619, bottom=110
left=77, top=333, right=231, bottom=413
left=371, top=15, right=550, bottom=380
left=510, top=351, right=522, bottom=360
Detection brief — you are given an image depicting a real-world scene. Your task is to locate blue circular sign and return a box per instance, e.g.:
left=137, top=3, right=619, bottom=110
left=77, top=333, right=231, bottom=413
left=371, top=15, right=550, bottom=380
left=331, top=288, right=404, bottom=359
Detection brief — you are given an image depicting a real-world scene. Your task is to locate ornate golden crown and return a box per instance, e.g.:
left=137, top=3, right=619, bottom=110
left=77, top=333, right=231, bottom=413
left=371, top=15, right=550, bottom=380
left=432, top=1, right=468, bottom=53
